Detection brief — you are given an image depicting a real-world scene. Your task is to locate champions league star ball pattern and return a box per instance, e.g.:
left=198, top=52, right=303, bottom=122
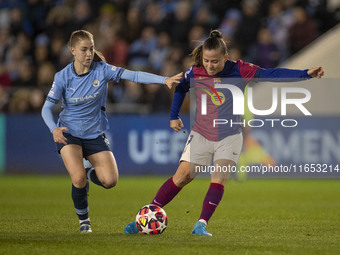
left=135, top=205, right=168, bottom=235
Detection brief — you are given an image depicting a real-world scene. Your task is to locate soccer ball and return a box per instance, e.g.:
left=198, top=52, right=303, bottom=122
left=135, top=204, right=167, bottom=235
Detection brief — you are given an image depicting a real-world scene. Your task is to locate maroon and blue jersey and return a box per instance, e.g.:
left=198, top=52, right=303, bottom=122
left=170, top=60, right=311, bottom=141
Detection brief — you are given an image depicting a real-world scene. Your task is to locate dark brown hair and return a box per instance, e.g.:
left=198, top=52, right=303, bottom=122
left=68, top=30, right=106, bottom=62
left=191, top=30, right=228, bottom=66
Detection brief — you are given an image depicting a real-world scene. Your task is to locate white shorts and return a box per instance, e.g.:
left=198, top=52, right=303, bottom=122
left=180, top=130, right=243, bottom=165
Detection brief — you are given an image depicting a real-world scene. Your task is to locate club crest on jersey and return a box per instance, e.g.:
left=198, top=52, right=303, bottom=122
left=92, top=79, right=100, bottom=87
left=198, top=87, right=225, bottom=106
left=211, top=92, right=225, bottom=106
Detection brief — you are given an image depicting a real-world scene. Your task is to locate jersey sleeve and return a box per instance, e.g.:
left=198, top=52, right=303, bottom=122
left=175, top=66, right=192, bottom=93
left=256, top=68, right=311, bottom=81
left=46, top=73, right=64, bottom=104
left=170, top=90, right=186, bottom=120
left=120, top=69, right=166, bottom=84
left=169, top=67, right=192, bottom=120
left=43, top=73, right=64, bottom=132
left=41, top=100, right=58, bottom=133
left=103, top=62, right=124, bottom=82
left=237, top=60, right=260, bottom=82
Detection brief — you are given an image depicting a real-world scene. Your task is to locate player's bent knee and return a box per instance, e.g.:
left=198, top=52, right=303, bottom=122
left=101, top=179, right=118, bottom=189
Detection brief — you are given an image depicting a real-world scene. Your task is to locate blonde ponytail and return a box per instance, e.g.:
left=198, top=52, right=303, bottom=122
left=93, top=50, right=106, bottom=62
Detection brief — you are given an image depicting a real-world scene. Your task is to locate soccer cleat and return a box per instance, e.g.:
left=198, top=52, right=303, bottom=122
left=80, top=221, right=92, bottom=233
left=124, top=221, right=139, bottom=234
left=192, top=221, right=212, bottom=236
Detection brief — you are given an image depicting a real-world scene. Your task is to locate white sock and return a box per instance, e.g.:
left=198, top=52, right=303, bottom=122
left=198, top=219, right=207, bottom=225
left=79, top=218, right=90, bottom=224
left=86, top=168, right=94, bottom=181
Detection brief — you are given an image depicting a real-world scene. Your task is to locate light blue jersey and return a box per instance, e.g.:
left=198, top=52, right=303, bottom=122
left=42, top=61, right=167, bottom=139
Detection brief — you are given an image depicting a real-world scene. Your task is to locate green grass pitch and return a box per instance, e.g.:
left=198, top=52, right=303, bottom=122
left=0, top=176, right=339, bottom=255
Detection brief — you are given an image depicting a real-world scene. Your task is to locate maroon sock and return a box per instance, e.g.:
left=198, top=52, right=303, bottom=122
left=199, top=183, right=225, bottom=223
left=151, top=177, right=182, bottom=207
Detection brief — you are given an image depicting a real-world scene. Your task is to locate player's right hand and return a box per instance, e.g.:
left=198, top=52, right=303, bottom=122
left=170, top=119, right=184, bottom=132
left=164, top=72, right=183, bottom=89
left=52, top=127, right=69, bottom=145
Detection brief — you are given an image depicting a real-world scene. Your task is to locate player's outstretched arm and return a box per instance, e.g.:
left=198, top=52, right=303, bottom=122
left=307, top=66, right=324, bottom=78
left=165, top=72, right=183, bottom=89
left=120, top=70, right=182, bottom=89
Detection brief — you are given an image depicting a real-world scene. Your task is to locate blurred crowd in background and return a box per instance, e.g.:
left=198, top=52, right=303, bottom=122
left=0, top=0, right=339, bottom=114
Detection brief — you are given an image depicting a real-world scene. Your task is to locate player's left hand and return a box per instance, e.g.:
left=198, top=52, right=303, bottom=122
left=307, top=66, right=324, bottom=78
left=165, top=72, right=183, bottom=89
left=52, top=127, right=69, bottom=145
left=170, top=118, right=184, bottom=132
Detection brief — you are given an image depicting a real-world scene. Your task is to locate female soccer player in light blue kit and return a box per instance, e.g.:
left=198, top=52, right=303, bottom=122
left=124, top=30, right=324, bottom=236
left=41, top=30, right=182, bottom=233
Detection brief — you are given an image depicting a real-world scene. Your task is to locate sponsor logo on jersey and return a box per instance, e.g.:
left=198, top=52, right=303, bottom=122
left=69, top=92, right=100, bottom=103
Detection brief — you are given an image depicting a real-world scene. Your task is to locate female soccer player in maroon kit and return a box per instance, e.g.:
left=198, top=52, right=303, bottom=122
left=125, top=30, right=324, bottom=236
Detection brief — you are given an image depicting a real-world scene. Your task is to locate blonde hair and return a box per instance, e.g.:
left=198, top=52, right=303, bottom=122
left=191, top=30, right=228, bottom=66
left=68, top=30, right=106, bottom=62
